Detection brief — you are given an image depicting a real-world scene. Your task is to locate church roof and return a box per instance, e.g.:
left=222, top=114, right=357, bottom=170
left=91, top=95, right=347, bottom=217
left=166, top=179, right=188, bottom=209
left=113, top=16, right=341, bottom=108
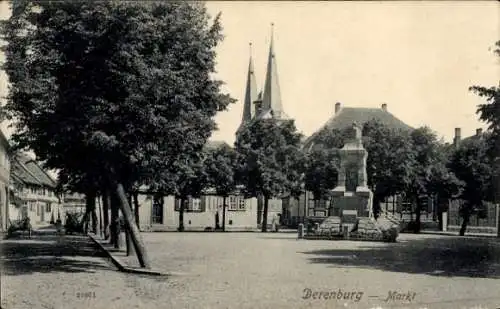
left=258, top=23, right=284, bottom=120
left=304, top=105, right=413, bottom=149
left=240, top=43, right=258, bottom=126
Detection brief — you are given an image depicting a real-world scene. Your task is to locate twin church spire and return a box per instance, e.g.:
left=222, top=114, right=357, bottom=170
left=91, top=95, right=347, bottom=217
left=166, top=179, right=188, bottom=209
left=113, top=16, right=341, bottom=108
left=239, top=23, right=286, bottom=131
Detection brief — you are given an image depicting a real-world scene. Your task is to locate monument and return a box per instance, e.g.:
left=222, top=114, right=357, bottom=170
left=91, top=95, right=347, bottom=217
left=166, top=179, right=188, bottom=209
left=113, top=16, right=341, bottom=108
left=303, top=122, right=399, bottom=242
left=331, top=122, right=373, bottom=222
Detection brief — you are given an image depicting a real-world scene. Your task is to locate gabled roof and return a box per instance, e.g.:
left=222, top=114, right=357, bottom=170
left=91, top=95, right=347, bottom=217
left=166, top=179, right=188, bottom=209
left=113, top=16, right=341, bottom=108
left=11, top=158, right=42, bottom=186
left=304, top=106, right=413, bottom=149
left=23, top=161, right=57, bottom=187
left=11, top=153, right=57, bottom=188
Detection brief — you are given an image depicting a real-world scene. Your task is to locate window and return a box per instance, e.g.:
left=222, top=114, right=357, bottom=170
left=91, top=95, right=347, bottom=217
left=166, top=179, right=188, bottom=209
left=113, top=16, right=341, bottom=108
left=228, top=196, right=237, bottom=210
left=228, top=196, right=246, bottom=211
left=29, top=202, right=34, bottom=212
left=191, top=198, right=201, bottom=211
left=238, top=198, right=246, bottom=210
left=36, top=203, right=40, bottom=215
left=152, top=196, right=163, bottom=224
left=45, top=203, right=51, bottom=213
left=175, top=197, right=205, bottom=212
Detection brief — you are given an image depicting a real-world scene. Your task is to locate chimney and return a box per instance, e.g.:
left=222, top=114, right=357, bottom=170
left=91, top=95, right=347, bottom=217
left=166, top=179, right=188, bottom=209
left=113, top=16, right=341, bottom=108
left=476, top=128, right=483, bottom=136
left=335, top=102, right=341, bottom=114
left=381, top=103, right=387, bottom=111
left=453, top=127, right=461, bottom=148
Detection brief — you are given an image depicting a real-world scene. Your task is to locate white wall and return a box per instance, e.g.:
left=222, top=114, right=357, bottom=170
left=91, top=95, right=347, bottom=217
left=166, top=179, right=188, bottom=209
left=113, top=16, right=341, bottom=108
left=137, top=194, right=259, bottom=231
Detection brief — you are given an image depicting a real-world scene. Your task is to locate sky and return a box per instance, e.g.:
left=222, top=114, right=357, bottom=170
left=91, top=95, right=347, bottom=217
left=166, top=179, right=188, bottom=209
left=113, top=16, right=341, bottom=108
left=1, top=1, right=499, bottom=146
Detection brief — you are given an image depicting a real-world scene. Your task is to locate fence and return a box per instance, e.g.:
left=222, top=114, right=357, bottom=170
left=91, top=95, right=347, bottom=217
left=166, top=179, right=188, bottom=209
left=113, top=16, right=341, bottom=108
left=447, top=200, right=499, bottom=234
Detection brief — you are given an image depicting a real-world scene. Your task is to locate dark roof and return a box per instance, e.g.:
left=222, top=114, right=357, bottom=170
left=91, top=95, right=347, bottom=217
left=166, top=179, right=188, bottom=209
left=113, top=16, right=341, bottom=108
left=23, top=161, right=56, bottom=187
left=11, top=153, right=56, bottom=188
left=304, top=107, right=413, bottom=148
left=11, top=159, right=42, bottom=186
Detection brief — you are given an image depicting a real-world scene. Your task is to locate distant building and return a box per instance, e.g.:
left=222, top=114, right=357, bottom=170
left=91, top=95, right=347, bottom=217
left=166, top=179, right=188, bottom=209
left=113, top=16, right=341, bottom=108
left=62, top=192, right=86, bottom=215
left=303, top=102, right=413, bottom=150
left=136, top=189, right=282, bottom=232
left=283, top=102, right=416, bottom=227
left=9, top=153, right=60, bottom=226
left=0, top=130, right=10, bottom=232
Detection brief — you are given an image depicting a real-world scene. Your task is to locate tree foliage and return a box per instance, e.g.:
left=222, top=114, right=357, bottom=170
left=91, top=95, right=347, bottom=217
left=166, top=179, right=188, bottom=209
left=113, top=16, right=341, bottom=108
left=449, top=136, right=494, bottom=211
left=1, top=1, right=234, bottom=189
left=1, top=1, right=234, bottom=266
left=362, top=120, right=415, bottom=214
left=304, top=146, right=339, bottom=201
left=204, top=143, right=238, bottom=197
left=469, top=40, right=500, bottom=203
left=235, top=119, right=304, bottom=231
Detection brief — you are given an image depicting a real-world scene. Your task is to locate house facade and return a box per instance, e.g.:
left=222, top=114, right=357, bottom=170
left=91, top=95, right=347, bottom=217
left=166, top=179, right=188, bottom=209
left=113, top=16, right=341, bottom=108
left=9, top=153, right=61, bottom=226
left=0, top=130, right=10, bottom=232
left=136, top=193, right=282, bottom=232
left=283, top=102, right=420, bottom=227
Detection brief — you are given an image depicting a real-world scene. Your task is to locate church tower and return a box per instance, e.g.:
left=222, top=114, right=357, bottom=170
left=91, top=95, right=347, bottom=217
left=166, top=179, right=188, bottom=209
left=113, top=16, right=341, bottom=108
left=237, top=23, right=288, bottom=135
left=256, top=23, right=287, bottom=120
left=238, top=43, right=258, bottom=132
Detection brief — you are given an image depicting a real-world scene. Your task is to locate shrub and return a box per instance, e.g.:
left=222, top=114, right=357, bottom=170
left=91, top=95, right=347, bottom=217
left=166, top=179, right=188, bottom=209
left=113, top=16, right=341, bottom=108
left=382, top=226, right=399, bottom=242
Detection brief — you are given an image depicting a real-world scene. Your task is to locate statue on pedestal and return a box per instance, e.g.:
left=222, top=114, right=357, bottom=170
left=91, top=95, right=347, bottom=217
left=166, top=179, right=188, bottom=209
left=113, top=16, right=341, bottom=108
left=331, top=122, right=373, bottom=217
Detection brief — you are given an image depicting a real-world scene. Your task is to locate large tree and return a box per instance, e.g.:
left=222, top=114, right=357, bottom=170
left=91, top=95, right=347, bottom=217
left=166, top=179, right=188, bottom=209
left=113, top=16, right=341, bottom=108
left=304, top=147, right=339, bottom=208
left=407, top=127, right=463, bottom=232
left=449, top=135, right=494, bottom=235
left=469, top=40, right=500, bottom=205
left=204, top=143, right=238, bottom=231
left=362, top=120, right=416, bottom=217
left=235, top=119, right=304, bottom=232
left=1, top=2, right=233, bottom=268
left=304, top=128, right=345, bottom=206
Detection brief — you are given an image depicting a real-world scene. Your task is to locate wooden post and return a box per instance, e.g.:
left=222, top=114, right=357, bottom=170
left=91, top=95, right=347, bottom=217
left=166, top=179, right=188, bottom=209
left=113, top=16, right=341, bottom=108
left=298, top=223, right=304, bottom=239
left=102, top=191, right=110, bottom=240
left=496, top=204, right=500, bottom=238
left=442, top=212, right=448, bottom=232
left=114, top=182, right=151, bottom=268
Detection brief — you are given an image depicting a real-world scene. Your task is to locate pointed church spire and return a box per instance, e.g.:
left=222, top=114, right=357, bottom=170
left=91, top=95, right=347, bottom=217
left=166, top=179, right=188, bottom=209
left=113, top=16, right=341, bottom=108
left=241, top=42, right=258, bottom=125
left=261, top=23, right=284, bottom=119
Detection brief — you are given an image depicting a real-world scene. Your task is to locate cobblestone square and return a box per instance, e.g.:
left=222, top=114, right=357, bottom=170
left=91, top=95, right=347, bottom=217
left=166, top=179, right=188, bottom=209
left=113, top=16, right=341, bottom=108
left=2, top=232, right=500, bottom=309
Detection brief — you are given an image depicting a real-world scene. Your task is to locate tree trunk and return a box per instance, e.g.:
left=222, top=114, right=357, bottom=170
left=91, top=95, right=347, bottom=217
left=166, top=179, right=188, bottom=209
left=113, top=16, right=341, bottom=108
left=133, top=192, right=140, bottom=227
left=81, top=211, right=89, bottom=234
left=222, top=196, right=227, bottom=232
left=372, top=195, right=381, bottom=219
left=110, top=192, right=120, bottom=248
left=102, top=191, right=110, bottom=240
left=91, top=209, right=98, bottom=234
left=459, top=212, right=470, bottom=236
left=178, top=197, right=185, bottom=232
left=261, top=196, right=269, bottom=232
left=125, top=226, right=135, bottom=256
left=98, top=196, right=103, bottom=237
left=113, top=182, right=150, bottom=269
left=414, top=197, right=421, bottom=233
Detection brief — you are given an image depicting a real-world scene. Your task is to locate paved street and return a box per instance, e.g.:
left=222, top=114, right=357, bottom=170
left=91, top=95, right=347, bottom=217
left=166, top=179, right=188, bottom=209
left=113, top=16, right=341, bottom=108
left=2, top=232, right=500, bottom=309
